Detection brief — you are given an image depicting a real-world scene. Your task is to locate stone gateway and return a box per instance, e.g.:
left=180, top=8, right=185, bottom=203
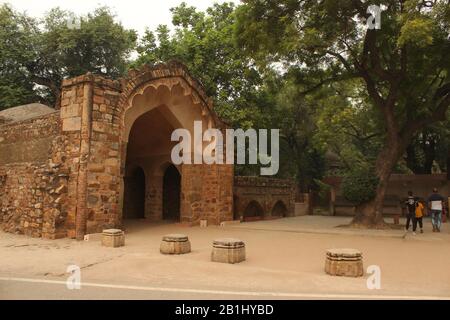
left=0, top=62, right=297, bottom=240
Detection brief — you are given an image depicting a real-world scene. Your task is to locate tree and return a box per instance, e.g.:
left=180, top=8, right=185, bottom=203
left=133, top=2, right=264, bottom=127
left=0, top=5, right=137, bottom=109
left=314, top=79, right=383, bottom=172
left=31, top=7, right=137, bottom=107
left=265, top=73, right=326, bottom=191
left=0, top=4, right=40, bottom=110
left=405, top=122, right=449, bottom=173
left=236, top=0, right=450, bottom=227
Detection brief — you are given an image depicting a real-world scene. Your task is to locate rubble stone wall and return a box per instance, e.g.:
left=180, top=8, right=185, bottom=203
left=233, top=176, right=296, bottom=220
left=0, top=113, right=70, bottom=238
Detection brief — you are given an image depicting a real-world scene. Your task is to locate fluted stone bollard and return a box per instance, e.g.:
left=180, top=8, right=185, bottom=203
left=160, top=234, right=191, bottom=254
left=325, top=248, right=363, bottom=277
left=101, top=229, right=125, bottom=248
left=211, top=238, right=246, bottom=264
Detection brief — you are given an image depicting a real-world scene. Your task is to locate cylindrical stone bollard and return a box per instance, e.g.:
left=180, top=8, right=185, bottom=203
left=211, top=238, right=246, bottom=264
left=160, top=234, right=191, bottom=254
left=325, top=248, right=363, bottom=277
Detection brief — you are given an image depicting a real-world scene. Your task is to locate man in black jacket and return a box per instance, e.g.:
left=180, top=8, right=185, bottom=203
left=405, top=191, right=417, bottom=233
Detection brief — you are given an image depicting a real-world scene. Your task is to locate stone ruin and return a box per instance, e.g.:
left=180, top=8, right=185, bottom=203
left=0, top=62, right=299, bottom=240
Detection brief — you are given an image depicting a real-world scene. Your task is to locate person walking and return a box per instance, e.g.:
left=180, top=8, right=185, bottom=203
left=405, top=191, right=417, bottom=233
left=427, top=188, right=445, bottom=232
left=414, top=200, right=425, bottom=234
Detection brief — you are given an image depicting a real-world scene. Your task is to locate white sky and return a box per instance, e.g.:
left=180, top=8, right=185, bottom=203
left=2, top=0, right=240, bottom=35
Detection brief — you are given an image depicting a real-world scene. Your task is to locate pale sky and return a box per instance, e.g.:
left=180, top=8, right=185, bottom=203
left=2, top=0, right=240, bottom=35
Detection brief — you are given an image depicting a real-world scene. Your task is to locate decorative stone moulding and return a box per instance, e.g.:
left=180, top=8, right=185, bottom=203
left=211, top=238, right=246, bottom=264
left=325, top=248, right=363, bottom=277
left=160, top=234, right=191, bottom=255
left=101, top=229, right=125, bottom=248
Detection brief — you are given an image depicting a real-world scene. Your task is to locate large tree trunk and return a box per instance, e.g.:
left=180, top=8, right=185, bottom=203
left=351, top=135, right=404, bottom=228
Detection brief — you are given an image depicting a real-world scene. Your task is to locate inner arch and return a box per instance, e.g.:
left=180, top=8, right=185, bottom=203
left=121, top=81, right=214, bottom=222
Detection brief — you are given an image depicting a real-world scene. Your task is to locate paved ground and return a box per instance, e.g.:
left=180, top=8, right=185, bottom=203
left=0, top=216, right=449, bottom=300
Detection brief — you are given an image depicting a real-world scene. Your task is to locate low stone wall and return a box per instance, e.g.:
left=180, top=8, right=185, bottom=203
left=0, top=112, right=61, bottom=165
left=233, top=176, right=296, bottom=220
left=0, top=113, right=70, bottom=239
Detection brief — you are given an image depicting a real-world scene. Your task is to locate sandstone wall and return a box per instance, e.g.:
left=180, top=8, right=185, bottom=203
left=60, top=74, right=123, bottom=238
left=0, top=113, right=70, bottom=238
left=85, top=78, right=122, bottom=234
left=233, top=176, right=296, bottom=221
left=180, top=164, right=234, bottom=225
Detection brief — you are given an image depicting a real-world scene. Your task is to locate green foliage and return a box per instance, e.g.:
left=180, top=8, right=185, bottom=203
left=0, top=4, right=137, bottom=108
left=235, top=0, right=450, bottom=201
left=314, top=179, right=332, bottom=200
left=397, top=17, right=433, bottom=48
left=314, top=79, right=383, bottom=172
left=0, top=4, right=40, bottom=109
left=342, top=167, right=379, bottom=204
left=133, top=2, right=263, bottom=128
left=41, top=7, right=137, bottom=78
left=406, top=120, right=450, bottom=174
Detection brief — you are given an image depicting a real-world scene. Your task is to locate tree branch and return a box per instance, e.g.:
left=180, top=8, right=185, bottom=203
left=401, top=85, right=450, bottom=141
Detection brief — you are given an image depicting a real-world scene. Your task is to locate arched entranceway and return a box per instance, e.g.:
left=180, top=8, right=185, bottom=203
left=243, top=201, right=264, bottom=222
left=123, top=105, right=180, bottom=221
left=63, top=63, right=234, bottom=239
left=123, top=167, right=146, bottom=219
left=162, top=164, right=181, bottom=221
left=115, top=64, right=234, bottom=228
left=271, top=200, right=288, bottom=218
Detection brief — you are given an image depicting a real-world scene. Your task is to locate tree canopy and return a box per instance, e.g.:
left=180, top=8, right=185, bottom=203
left=235, top=0, right=450, bottom=225
left=0, top=4, right=137, bottom=108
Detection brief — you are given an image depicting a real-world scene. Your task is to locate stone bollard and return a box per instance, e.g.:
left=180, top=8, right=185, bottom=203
left=101, top=229, right=125, bottom=248
left=325, top=248, right=363, bottom=277
left=160, top=234, right=191, bottom=254
left=211, top=238, right=246, bottom=264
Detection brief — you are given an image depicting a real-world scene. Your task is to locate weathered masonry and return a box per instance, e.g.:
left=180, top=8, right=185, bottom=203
left=0, top=62, right=297, bottom=240
left=233, top=177, right=296, bottom=222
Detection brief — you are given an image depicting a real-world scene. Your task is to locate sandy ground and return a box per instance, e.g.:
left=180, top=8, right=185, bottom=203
left=0, top=216, right=449, bottom=300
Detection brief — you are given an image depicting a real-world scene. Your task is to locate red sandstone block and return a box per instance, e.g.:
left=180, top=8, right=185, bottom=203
left=93, top=96, right=105, bottom=104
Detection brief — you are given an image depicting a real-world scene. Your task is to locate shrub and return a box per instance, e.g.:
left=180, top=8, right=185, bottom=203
left=342, top=167, right=379, bottom=204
